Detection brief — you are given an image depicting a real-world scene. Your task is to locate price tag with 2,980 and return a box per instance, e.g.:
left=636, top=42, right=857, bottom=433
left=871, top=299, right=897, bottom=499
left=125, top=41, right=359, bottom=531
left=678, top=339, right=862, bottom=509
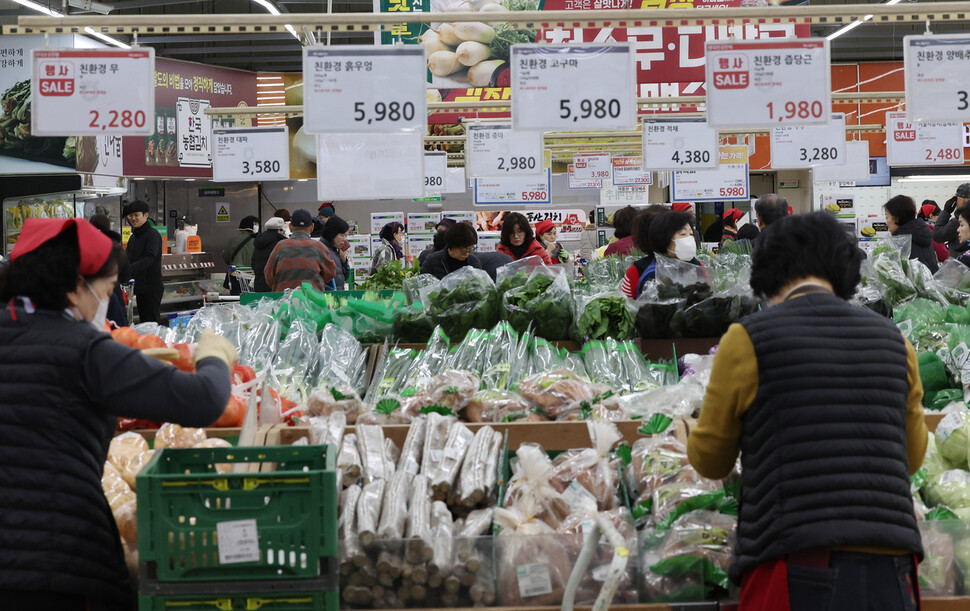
left=212, top=126, right=290, bottom=182
left=511, top=43, right=637, bottom=132
left=465, top=123, right=544, bottom=178
left=642, top=119, right=718, bottom=171
left=31, top=48, right=154, bottom=137
left=904, top=35, right=970, bottom=122
left=705, top=39, right=831, bottom=130
left=303, top=46, right=427, bottom=134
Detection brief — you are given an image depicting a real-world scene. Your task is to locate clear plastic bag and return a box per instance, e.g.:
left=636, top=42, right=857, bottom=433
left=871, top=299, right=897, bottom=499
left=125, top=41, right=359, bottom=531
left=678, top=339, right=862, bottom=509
left=681, top=283, right=757, bottom=339
left=517, top=369, right=603, bottom=420
left=403, top=273, right=439, bottom=306
left=529, top=337, right=566, bottom=374
left=548, top=421, right=622, bottom=512
left=934, top=258, right=970, bottom=306
left=267, top=318, right=318, bottom=402
left=583, top=255, right=634, bottom=294
left=635, top=281, right=686, bottom=340
left=503, top=443, right=571, bottom=529
left=306, top=386, right=364, bottom=423
left=465, top=389, right=535, bottom=423
left=575, top=291, right=636, bottom=342
left=365, top=345, right=417, bottom=403
left=409, top=369, right=481, bottom=416
left=422, top=266, right=499, bottom=343
left=313, top=323, right=367, bottom=396
left=497, top=258, right=574, bottom=341
left=481, top=321, right=521, bottom=390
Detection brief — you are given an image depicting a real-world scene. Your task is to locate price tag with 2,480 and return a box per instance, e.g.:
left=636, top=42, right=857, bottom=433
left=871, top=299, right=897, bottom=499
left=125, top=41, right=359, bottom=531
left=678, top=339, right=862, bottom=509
left=465, top=123, right=544, bottom=178
left=212, top=126, right=290, bottom=182
left=511, top=43, right=637, bottom=132
left=31, top=48, right=154, bottom=137
left=303, top=46, right=427, bottom=134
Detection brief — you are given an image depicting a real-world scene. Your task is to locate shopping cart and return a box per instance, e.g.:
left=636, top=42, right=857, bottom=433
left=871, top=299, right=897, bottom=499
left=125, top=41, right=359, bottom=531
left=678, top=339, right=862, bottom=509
left=226, top=265, right=255, bottom=294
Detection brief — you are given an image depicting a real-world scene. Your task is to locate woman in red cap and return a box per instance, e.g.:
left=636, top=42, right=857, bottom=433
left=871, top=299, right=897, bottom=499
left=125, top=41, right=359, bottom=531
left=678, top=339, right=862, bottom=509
left=535, top=219, right=569, bottom=264
left=918, top=200, right=949, bottom=264
left=720, top=208, right=744, bottom=247
left=496, top=212, right=552, bottom=264
left=0, top=218, right=237, bottom=611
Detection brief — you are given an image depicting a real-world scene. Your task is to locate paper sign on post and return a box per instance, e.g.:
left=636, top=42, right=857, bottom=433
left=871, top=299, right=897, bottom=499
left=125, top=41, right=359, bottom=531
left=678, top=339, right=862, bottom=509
left=572, top=153, right=612, bottom=181
left=473, top=170, right=552, bottom=205
left=213, top=127, right=289, bottom=182
left=465, top=123, right=544, bottom=178
left=611, top=156, right=653, bottom=186
left=643, top=119, right=718, bottom=171
left=423, top=151, right=447, bottom=196
left=885, top=112, right=964, bottom=167
left=317, top=132, right=424, bottom=200
left=705, top=39, right=831, bottom=129
left=31, top=48, right=154, bottom=136
left=303, top=46, right=426, bottom=134
left=511, top=43, right=636, bottom=131
left=770, top=114, right=846, bottom=169
left=567, top=164, right=602, bottom=189
left=672, top=145, right=749, bottom=202
left=813, top=140, right=871, bottom=183
left=904, top=35, right=970, bottom=122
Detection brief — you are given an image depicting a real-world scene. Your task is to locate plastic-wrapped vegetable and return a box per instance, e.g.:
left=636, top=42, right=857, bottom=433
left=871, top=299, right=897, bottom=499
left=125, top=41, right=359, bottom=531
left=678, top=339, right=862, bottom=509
left=575, top=292, right=635, bottom=341
left=446, top=328, right=491, bottom=375
left=635, top=282, right=686, bottom=340
left=366, top=345, right=417, bottom=402
left=424, top=267, right=499, bottom=343
left=517, top=369, right=607, bottom=420
left=392, top=302, right=434, bottom=343
left=503, top=443, right=571, bottom=529
left=403, top=273, right=439, bottom=306
left=306, top=386, right=364, bottom=422
left=936, top=412, right=970, bottom=469
left=481, top=322, right=520, bottom=390
left=918, top=520, right=957, bottom=596
left=465, top=389, right=535, bottom=423
left=529, top=337, right=566, bottom=373
left=313, top=324, right=368, bottom=397
left=583, top=255, right=634, bottom=293
left=497, top=261, right=573, bottom=341
left=401, top=328, right=452, bottom=392
left=410, top=369, right=480, bottom=416
left=494, top=506, right=572, bottom=607
left=893, top=299, right=945, bottom=348
left=548, top=421, right=622, bottom=511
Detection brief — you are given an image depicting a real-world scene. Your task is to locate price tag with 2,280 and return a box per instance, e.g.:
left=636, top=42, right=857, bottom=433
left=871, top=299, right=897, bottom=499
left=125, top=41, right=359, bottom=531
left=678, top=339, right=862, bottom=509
left=642, top=119, right=718, bottom=171
left=302, top=46, right=427, bottom=134
left=465, top=123, right=544, bottom=178
left=511, top=43, right=637, bottom=132
left=705, top=39, right=831, bottom=130
left=212, top=126, right=290, bottom=182
left=31, top=48, right=154, bottom=137
left=904, top=34, right=970, bottom=122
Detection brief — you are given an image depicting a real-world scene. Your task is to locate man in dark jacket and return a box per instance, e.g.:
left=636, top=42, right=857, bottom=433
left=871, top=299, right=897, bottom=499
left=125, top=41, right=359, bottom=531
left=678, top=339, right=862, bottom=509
left=420, top=221, right=483, bottom=279
left=123, top=200, right=163, bottom=324
left=320, top=215, right=351, bottom=290
left=264, top=209, right=336, bottom=291
left=885, top=194, right=939, bottom=273
left=933, top=183, right=970, bottom=255
left=251, top=216, right=287, bottom=293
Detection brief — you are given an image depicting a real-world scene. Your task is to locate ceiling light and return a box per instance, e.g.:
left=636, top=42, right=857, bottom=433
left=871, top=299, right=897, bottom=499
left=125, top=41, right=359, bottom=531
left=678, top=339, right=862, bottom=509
left=11, top=0, right=59, bottom=17
left=827, top=0, right=906, bottom=41
left=85, top=27, right=130, bottom=49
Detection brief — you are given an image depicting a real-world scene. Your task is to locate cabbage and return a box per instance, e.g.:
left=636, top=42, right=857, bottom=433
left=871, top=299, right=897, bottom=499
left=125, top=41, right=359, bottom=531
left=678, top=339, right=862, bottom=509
left=936, top=412, right=970, bottom=469
left=924, top=469, right=970, bottom=509
left=954, top=537, right=970, bottom=593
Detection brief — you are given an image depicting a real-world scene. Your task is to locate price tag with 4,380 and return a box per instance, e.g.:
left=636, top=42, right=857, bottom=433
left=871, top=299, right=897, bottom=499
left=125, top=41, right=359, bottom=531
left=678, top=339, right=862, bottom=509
left=212, top=126, right=290, bottom=182
left=465, top=123, right=544, bottom=178
left=904, top=34, right=970, bottom=122
left=303, top=46, right=427, bottom=134
left=642, top=119, right=718, bottom=171
left=511, top=43, right=636, bottom=132
left=31, top=48, right=154, bottom=136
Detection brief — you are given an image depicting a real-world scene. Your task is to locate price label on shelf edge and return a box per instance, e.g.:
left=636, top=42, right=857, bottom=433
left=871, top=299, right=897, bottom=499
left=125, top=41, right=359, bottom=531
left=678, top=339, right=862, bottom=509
left=572, top=152, right=612, bottom=181
left=611, top=156, right=653, bottom=186
left=885, top=112, right=965, bottom=167
left=317, top=132, right=424, bottom=201
left=212, top=126, right=289, bottom=182
left=642, top=119, right=718, bottom=171
left=423, top=151, right=447, bottom=196
left=904, top=34, right=970, bottom=123
left=671, top=145, right=749, bottom=202
left=567, top=164, right=602, bottom=189
left=705, top=38, right=831, bottom=130
left=303, top=46, right=427, bottom=134
left=474, top=169, right=552, bottom=205
left=511, top=43, right=637, bottom=132
left=31, top=48, right=154, bottom=137
left=770, top=114, right=846, bottom=170
left=465, top=123, right=544, bottom=178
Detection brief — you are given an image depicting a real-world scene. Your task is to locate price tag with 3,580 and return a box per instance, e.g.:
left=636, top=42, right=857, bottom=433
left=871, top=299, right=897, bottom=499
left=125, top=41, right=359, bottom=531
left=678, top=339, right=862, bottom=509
left=31, top=48, right=154, bottom=136
left=904, top=35, right=970, bottom=122
left=212, top=126, right=290, bottom=182
left=303, top=46, right=427, bottom=134
left=511, top=43, right=637, bottom=131
left=705, top=39, right=831, bottom=130
left=465, top=123, right=544, bottom=178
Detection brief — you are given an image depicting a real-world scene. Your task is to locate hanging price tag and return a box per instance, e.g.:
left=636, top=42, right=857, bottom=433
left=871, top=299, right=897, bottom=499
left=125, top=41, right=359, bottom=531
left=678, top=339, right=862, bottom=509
left=904, top=35, right=970, bottom=122
left=511, top=43, right=636, bottom=131
left=642, top=119, right=718, bottom=171
left=31, top=48, right=154, bottom=136
left=885, top=112, right=964, bottom=167
left=705, top=39, right=831, bottom=129
left=672, top=145, right=749, bottom=202
left=317, top=132, right=424, bottom=200
left=567, top=164, right=602, bottom=189
left=303, top=46, right=426, bottom=134
left=465, top=123, right=544, bottom=178
left=770, top=114, right=846, bottom=169
left=572, top=153, right=612, bottom=181
left=611, top=156, right=653, bottom=186
left=423, top=151, right=447, bottom=196
left=212, top=126, right=289, bottom=182
left=813, top=140, right=871, bottom=183
left=474, top=169, right=552, bottom=205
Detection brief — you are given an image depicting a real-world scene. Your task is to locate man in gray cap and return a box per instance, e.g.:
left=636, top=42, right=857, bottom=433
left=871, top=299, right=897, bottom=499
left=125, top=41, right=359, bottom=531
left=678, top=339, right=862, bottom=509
left=933, top=183, right=970, bottom=255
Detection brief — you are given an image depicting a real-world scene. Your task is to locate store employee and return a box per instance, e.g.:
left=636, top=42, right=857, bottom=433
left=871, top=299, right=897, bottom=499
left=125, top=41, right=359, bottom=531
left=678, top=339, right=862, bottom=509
left=123, top=200, right=164, bottom=324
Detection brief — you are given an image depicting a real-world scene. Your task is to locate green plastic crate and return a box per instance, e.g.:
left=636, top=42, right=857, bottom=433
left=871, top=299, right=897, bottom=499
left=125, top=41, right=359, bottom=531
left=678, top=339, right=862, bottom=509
left=138, top=588, right=338, bottom=610
left=136, top=445, right=337, bottom=582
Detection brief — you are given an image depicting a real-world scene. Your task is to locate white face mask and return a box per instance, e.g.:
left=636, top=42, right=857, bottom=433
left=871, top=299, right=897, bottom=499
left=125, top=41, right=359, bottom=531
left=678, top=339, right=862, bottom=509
left=86, top=281, right=109, bottom=332
left=253, top=224, right=259, bottom=233
left=669, top=236, right=696, bottom=261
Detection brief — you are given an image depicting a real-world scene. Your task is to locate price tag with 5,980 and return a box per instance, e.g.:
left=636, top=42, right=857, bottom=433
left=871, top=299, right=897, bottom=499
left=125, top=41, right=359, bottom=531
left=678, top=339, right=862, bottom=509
left=212, top=126, right=290, bottom=182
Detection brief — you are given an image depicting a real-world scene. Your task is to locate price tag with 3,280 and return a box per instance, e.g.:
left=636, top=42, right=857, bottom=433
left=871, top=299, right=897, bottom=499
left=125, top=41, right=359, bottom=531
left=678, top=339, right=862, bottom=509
left=770, top=114, right=846, bottom=170
left=511, top=43, right=636, bottom=132
left=465, top=123, right=544, bottom=178
left=642, top=119, right=718, bottom=171
left=904, top=34, right=970, bottom=122
left=303, top=46, right=427, bottom=134
left=705, top=39, right=831, bottom=130
left=212, top=126, right=290, bottom=182
left=31, top=48, right=154, bottom=137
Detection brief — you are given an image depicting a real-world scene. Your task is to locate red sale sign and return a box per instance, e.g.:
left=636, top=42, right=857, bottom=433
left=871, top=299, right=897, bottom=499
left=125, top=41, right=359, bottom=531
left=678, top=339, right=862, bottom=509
left=38, top=61, right=74, bottom=96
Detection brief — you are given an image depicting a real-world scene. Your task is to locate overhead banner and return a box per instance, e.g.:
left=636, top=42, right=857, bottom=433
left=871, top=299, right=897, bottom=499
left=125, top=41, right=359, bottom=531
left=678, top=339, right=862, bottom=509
left=475, top=209, right=587, bottom=241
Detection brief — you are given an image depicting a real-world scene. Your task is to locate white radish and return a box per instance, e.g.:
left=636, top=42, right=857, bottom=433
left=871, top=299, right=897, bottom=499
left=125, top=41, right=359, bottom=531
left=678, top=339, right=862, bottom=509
left=454, top=22, right=496, bottom=44
left=467, top=59, right=504, bottom=87
left=479, top=3, right=509, bottom=11
left=456, top=41, right=491, bottom=66
left=419, top=29, right=451, bottom=55
left=450, top=68, right=470, bottom=83
left=438, top=23, right=461, bottom=46
left=428, top=50, right=463, bottom=76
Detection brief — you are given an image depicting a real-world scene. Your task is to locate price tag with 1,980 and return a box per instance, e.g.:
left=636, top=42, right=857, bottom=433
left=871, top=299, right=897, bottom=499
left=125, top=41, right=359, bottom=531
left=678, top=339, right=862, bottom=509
left=303, top=46, right=427, bottom=134
left=904, top=35, right=970, bottom=122
left=642, top=119, right=718, bottom=171
left=465, top=123, right=544, bottom=178
left=212, top=126, right=290, bottom=182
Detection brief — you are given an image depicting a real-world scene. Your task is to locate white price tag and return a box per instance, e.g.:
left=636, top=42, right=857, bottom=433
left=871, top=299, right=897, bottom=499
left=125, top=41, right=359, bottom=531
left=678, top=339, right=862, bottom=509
left=813, top=140, right=871, bottom=183
left=465, top=123, right=544, bottom=178
left=516, top=563, right=553, bottom=598
left=705, top=39, right=831, bottom=129
left=316, top=132, right=424, bottom=200
left=611, top=156, right=653, bottom=186
left=512, top=43, right=636, bottom=131
left=642, top=119, right=718, bottom=171
left=568, top=164, right=602, bottom=189
left=303, top=46, right=426, bottom=134
left=572, top=153, right=612, bottom=181
left=445, top=167, right=467, bottom=194
left=885, top=112, right=964, bottom=167
left=561, top=479, right=598, bottom=511
left=424, top=151, right=447, bottom=196
left=213, top=127, right=289, bottom=182
left=672, top=145, right=749, bottom=202
left=473, top=169, right=552, bottom=205
left=217, top=519, right=261, bottom=565
left=770, top=114, right=846, bottom=169
left=904, top=35, right=970, bottom=122
left=31, top=48, right=154, bottom=136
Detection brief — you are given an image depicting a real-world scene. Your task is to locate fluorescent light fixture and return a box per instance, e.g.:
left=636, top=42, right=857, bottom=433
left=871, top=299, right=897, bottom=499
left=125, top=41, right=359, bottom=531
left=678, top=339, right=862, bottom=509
left=248, top=0, right=300, bottom=41
left=11, top=0, right=59, bottom=17
left=84, top=27, right=130, bottom=49
left=827, top=0, right=905, bottom=41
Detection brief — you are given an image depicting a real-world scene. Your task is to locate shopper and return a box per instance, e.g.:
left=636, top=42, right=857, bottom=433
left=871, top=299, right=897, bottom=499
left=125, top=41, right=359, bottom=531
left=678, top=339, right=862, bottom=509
left=621, top=205, right=671, bottom=299
left=371, top=221, right=405, bottom=274
left=918, top=201, right=949, bottom=264
left=954, top=206, right=970, bottom=269
left=273, top=209, right=292, bottom=237
left=477, top=251, right=514, bottom=281
left=754, top=193, right=789, bottom=229
left=420, top=221, right=484, bottom=279
left=221, top=215, right=259, bottom=295
left=720, top=208, right=743, bottom=247
left=650, top=211, right=700, bottom=265
left=672, top=202, right=702, bottom=246
left=88, top=213, right=129, bottom=327
left=687, top=211, right=926, bottom=611
left=418, top=218, right=456, bottom=266
left=933, top=183, right=970, bottom=255
left=0, top=218, right=236, bottom=611
left=251, top=217, right=288, bottom=293
left=123, top=200, right=163, bottom=325
left=604, top=205, right=637, bottom=257
left=535, top=219, right=569, bottom=264
left=496, top=212, right=552, bottom=264
left=264, top=209, right=336, bottom=292
left=884, top=195, right=939, bottom=273
left=321, top=215, right=351, bottom=291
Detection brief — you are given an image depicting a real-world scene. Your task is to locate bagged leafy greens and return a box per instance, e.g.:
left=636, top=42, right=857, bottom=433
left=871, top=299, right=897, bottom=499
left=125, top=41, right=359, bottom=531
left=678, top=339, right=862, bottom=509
left=576, top=292, right=636, bottom=341
left=498, top=263, right=573, bottom=341
left=424, top=267, right=499, bottom=343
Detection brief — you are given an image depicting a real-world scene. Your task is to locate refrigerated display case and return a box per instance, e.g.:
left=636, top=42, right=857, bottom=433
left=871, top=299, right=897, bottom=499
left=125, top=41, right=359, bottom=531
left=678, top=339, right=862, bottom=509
left=3, top=191, right=76, bottom=256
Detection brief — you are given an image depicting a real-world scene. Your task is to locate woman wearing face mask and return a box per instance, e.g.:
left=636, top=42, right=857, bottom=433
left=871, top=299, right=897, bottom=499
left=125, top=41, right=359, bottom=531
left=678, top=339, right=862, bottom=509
left=0, top=218, right=237, bottom=611
left=370, top=222, right=406, bottom=274
left=496, top=212, right=553, bottom=264
left=649, top=211, right=701, bottom=266
left=535, top=219, right=569, bottom=264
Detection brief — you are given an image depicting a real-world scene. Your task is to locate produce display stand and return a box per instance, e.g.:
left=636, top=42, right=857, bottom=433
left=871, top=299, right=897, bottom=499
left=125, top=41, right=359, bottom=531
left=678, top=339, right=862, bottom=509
left=240, top=290, right=399, bottom=306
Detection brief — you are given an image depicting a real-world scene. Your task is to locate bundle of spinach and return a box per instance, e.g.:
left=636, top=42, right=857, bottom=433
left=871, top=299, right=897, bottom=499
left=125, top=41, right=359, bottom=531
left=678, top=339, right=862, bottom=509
left=636, top=298, right=685, bottom=340
left=427, top=268, right=499, bottom=342
left=392, top=303, right=434, bottom=343
left=359, top=259, right=420, bottom=291
left=501, top=272, right=573, bottom=340
left=577, top=295, right=634, bottom=341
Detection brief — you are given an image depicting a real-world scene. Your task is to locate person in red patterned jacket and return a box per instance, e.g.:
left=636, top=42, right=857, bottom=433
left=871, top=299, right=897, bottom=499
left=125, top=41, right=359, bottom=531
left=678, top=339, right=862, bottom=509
left=496, top=212, right=553, bottom=264
left=264, top=209, right=336, bottom=291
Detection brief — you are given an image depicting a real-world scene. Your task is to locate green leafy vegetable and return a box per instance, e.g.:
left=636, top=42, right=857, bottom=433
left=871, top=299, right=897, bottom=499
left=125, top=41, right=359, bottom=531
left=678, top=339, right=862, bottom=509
left=639, top=414, right=673, bottom=436
left=500, top=272, right=573, bottom=340
left=376, top=398, right=401, bottom=415
left=420, top=404, right=455, bottom=416
left=427, top=269, right=499, bottom=342
left=330, top=387, right=347, bottom=401
left=359, top=259, right=420, bottom=291
left=578, top=296, right=634, bottom=340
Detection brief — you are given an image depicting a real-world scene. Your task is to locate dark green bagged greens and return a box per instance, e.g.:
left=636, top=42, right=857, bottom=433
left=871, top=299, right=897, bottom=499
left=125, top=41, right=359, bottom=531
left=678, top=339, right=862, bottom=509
left=577, top=294, right=635, bottom=341
left=392, top=303, right=434, bottom=343
left=501, top=271, right=573, bottom=340
left=425, top=267, right=499, bottom=343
